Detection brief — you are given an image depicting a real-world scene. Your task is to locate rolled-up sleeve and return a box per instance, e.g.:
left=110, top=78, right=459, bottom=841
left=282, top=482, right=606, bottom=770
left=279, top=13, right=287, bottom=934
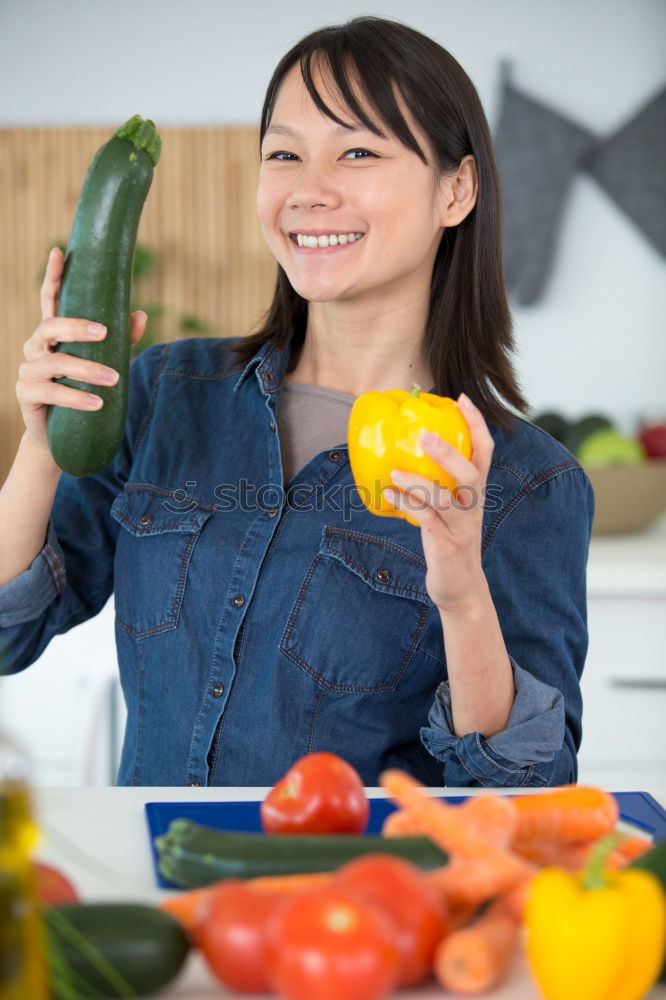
left=420, top=466, right=594, bottom=788
left=0, top=521, right=66, bottom=628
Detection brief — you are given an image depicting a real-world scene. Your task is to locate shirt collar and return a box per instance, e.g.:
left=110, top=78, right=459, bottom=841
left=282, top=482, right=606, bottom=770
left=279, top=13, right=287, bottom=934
left=232, top=330, right=298, bottom=397
left=232, top=330, right=437, bottom=397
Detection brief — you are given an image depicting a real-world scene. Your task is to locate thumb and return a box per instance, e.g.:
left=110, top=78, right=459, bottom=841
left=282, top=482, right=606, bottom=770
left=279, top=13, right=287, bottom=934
left=130, top=310, right=148, bottom=344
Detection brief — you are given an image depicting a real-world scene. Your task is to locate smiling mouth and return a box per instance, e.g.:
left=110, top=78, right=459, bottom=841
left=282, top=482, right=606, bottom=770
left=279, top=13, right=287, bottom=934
left=289, top=232, right=365, bottom=248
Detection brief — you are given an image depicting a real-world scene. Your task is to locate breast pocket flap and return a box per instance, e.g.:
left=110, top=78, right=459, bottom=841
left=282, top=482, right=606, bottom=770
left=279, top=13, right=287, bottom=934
left=110, top=489, right=212, bottom=537
left=322, top=526, right=430, bottom=605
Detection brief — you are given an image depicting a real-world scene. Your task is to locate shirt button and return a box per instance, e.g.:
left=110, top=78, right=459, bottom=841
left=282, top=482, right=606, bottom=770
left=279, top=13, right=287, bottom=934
left=232, top=594, right=245, bottom=608
left=329, top=450, right=341, bottom=462
left=270, top=420, right=276, bottom=432
left=265, top=370, right=273, bottom=384
left=376, top=567, right=392, bottom=582
left=191, top=780, right=200, bottom=787
left=213, top=682, right=224, bottom=697
left=267, top=506, right=279, bottom=518
left=138, top=514, right=152, bottom=527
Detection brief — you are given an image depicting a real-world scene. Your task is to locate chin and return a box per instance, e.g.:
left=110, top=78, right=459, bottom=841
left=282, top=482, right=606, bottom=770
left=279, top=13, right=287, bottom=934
left=285, top=276, right=355, bottom=303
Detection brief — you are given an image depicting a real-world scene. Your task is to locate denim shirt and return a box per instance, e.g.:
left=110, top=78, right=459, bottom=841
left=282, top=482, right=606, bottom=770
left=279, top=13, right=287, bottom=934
left=0, top=333, right=594, bottom=787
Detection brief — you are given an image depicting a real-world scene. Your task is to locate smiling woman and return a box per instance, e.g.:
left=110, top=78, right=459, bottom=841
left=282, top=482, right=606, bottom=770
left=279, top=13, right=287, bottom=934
left=0, top=16, right=594, bottom=790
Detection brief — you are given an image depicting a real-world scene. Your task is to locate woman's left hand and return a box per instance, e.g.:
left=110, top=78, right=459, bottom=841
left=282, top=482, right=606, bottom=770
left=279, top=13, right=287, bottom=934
left=384, top=393, right=495, bottom=615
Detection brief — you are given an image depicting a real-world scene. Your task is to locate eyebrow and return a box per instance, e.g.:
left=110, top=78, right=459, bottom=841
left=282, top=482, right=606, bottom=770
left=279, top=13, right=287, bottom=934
left=263, top=121, right=376, bottom=140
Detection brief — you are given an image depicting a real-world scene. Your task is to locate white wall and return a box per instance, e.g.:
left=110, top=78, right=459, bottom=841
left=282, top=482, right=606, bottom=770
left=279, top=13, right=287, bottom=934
left=1, top=0, right=664, bottom=428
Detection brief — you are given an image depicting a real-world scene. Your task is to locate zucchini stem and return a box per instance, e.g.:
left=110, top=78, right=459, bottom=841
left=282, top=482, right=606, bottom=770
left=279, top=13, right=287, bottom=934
left=113, top=114, right=161, bottom=166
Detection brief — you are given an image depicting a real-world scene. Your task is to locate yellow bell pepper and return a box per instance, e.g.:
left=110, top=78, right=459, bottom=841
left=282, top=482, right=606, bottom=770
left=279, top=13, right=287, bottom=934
left=347, top=383, right=472, bottom=528
left=525, top=833, right=666, bottom=1000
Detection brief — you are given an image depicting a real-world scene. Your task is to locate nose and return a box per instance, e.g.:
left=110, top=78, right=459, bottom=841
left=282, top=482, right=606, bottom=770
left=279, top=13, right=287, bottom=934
left=287, top=162, right=342, bottom=212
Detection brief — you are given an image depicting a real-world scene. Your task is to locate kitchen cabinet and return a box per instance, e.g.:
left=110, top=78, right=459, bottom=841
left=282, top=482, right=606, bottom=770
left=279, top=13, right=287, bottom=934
left=578, top=512, right=666, bottom=787
left=2, top=516, right=665, bottom=787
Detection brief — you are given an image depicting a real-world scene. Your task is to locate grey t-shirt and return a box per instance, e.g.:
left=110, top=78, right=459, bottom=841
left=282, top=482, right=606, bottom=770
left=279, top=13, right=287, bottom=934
left=277, top=381, right=356, bottom=484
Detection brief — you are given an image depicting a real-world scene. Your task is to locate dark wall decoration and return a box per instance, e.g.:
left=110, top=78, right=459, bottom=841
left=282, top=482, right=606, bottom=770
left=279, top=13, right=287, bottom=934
left=493, top=61, right=666, bottom=305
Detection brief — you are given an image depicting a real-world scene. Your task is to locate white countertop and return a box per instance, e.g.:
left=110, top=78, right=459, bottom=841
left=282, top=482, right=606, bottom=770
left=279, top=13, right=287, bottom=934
left=587, top=511, right=666, bottom=596
left=31, top=786, right=666, bottom=1000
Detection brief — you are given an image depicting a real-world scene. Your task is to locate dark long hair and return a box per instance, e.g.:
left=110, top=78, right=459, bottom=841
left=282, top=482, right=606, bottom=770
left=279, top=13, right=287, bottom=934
left=220, top=15, right=528, bottom=430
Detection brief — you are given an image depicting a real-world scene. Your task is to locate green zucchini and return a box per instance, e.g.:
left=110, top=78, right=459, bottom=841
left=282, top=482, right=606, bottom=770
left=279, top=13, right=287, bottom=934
left=46, top=114, right=161, bottom=477
left=155, top=818, right=448, bottom=888
left=44, top=902, right=189, bottom=998
left=630, top=840, right=666, bottom=981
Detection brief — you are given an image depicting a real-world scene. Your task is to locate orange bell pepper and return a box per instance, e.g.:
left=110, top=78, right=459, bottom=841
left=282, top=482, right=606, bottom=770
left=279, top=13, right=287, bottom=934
left=347, top=383, right=472, bottom=527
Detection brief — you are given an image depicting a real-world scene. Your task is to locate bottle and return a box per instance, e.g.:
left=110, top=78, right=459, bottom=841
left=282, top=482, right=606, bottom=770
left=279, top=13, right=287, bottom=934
left=0, top=722, right=50, bottom=1000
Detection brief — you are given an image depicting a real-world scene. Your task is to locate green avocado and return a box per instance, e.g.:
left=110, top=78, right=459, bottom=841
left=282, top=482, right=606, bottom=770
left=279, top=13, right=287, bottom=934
left=531, top=411, right=571, bottom=445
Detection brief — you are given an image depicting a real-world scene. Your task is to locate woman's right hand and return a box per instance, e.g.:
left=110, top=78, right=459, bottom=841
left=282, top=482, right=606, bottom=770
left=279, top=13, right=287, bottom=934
left=16, top=246, right=148, bottom=453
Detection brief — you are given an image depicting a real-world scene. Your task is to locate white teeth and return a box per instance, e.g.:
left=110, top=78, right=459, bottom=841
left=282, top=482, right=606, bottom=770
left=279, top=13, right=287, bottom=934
left=293, top=232, right=363, bottom=248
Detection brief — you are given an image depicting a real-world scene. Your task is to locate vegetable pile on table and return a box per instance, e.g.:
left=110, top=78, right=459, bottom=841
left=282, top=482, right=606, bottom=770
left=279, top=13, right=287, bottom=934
left=39, top=752, right=666, bottom=999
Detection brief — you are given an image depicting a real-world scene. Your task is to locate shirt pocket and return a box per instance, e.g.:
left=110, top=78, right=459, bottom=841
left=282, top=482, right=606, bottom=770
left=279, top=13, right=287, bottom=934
left=279, top=525, right=432, bottom=694
left=110, top=487, right=214, bottom=638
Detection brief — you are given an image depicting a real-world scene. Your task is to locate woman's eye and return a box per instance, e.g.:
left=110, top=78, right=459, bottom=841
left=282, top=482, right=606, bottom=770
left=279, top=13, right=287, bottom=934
left=262, top=149, right=378, bottom=162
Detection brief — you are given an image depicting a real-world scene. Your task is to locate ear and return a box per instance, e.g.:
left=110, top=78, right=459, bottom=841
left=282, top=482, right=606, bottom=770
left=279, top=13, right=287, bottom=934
left=439, top=155, right=478, bottom=227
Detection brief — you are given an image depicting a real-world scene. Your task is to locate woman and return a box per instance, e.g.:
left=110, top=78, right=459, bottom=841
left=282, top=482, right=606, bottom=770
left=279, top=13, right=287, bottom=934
left=0, top=17, right=593, bottom=787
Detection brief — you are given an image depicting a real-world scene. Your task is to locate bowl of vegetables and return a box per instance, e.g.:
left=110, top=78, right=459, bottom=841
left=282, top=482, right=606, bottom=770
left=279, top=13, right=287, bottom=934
left=530, top=411, right=666, bottom=535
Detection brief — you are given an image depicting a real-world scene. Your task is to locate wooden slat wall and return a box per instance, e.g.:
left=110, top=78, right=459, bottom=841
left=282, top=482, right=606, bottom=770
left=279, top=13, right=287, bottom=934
left=0, top=127, right=276, bottom=482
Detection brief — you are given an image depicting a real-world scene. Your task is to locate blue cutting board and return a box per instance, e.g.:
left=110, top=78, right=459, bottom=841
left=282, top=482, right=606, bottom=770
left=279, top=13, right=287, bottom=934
left=146, top=791, right=666, bottom=890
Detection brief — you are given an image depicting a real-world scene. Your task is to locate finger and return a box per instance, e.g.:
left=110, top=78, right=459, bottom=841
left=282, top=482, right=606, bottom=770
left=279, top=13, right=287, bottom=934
left=17, top=377, right=103, bottom=412
left=390, top=467, right=482, bottom=518
left=457, top=393, right=495, bottom=473
left=24, top=317, right=107, bottom=361
left=418, top=429, right=478, bottom=486
left=387, top=472, right=456, bottom=518
left=40, top=247, right=64, bottom=321
left=18, top=353, right=118, bottom=388
left=130, top=310, right=148, bottom=346
left=383, top=485, right=446, bottom=531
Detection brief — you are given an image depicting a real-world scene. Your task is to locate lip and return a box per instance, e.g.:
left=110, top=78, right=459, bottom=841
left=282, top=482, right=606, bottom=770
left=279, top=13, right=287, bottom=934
left=287, top=229, right=365, bottom=237
left=286, top=230, right=366, bottom=254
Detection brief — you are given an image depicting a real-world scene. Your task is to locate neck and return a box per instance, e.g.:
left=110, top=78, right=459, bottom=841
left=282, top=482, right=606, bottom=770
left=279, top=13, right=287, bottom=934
left=285, top=297, right=435, bottom=396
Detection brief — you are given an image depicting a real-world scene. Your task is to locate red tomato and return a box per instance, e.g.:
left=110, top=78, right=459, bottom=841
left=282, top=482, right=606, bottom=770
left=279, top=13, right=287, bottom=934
left=336, top=853, right=450, bottom=986
left=265, top=883, right=400, bottom=1000
left=261, top=752, right=369, bottom=834
left=33, top=861, right=79, bottom=905
left=196, top=880, right=283, bottom=993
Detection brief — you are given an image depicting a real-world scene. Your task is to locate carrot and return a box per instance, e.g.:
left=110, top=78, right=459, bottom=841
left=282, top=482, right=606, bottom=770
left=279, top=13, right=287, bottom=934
left=511, top=785, right=618, bottom=843
left=381, top=807, right=424, bottom=837
left=513, top=831, right=652, bottom=870
left=158, top=870, right=335, bottom=936
left=245, top=871, right=334, bottom=894
left=382, top=795, right=518, bottom=847
left=511, top=836, right=597, bottom=870
left=427, top=854, right=536, bottom=911
left=459, top=795, right=518, bottom=849
left=159, top=885, right=218, bottom=939
left=433, top=899, right=521, bottom=995
left=379, top=770, right=532, bottom=893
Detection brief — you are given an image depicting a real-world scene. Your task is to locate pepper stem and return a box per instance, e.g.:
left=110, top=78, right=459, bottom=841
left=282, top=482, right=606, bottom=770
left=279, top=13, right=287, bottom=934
left=410, top=383, right=422, bottom=398
left=579, top=831, right=626, bottom=890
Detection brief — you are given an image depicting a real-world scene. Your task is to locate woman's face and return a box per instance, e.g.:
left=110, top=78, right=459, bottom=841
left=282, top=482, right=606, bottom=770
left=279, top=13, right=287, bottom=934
left=256, top=60, right=451, bottom=310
